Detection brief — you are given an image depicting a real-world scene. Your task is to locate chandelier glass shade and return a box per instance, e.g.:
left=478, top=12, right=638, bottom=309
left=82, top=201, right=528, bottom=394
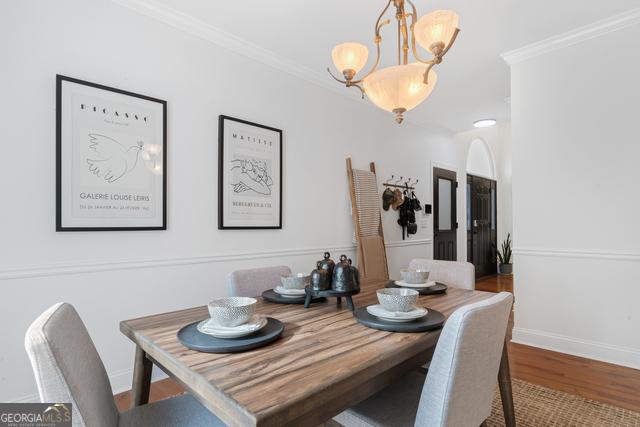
left=331, top=43, right=369, bottom=78
left=414, top=10, right=459, bottom=54
left=328, top=0, right=459, bottom=123
left=363, top=64, right=437, bottom=123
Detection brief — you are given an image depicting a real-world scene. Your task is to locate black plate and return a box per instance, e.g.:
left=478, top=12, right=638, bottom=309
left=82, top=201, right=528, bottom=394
left=177, top=317, right=284, bottom=353
left=354, top=306, right=445, bottom=333
left=262, top=289, right=326, bottom=305
left=385, top=281, right=447, bottom=295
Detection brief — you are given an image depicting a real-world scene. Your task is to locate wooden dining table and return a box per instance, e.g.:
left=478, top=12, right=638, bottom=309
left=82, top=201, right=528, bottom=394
left=120, top=280, right=515, bottom=427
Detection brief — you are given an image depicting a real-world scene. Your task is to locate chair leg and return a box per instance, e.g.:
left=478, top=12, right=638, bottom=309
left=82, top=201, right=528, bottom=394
left=498, top=338, right=516, bottom=427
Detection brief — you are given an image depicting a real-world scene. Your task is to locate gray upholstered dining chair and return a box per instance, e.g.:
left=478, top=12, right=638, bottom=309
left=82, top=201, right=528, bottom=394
left=409, top=259, right=475, bottom=290
left=334, top=291, right=513, bottom=427
left=25, top=303, right=224, bottom=427
left=227, top=265, right=291, bottom=297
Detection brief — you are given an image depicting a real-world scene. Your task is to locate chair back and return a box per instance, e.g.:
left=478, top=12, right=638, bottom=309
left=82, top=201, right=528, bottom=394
left=409, top=259, right=475, bottom=290
left=414, top=292, right=513, bottom=427
left=228, top=265, right=292, bottom=297
left=25, top=303, right=119, bottom=427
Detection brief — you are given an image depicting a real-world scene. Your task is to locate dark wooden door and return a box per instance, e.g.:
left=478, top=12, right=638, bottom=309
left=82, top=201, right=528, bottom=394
left=433, top=167, right=457, bottom=261
left=467, top=174, right=497, bottom=277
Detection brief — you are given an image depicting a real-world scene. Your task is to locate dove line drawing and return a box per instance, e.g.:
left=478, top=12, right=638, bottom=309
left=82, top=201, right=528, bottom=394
left=86, top=133, right=144, bottom=183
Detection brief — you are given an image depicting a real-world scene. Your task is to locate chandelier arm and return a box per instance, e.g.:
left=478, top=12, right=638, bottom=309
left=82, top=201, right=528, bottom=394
left=351, top=0, right=392, bottom=80
left=375, top=0, right=393, bottom=37
left=349, top=13, right=391, bottom=84
left=327, top=67, right=348, bottom=84
left=350, top=38, right=381, bottom=84
left=350, top=83, right=366, bottom=99
left=422, top=62, right=436, bottom=84
left=439, top=28, right=460, bottom=57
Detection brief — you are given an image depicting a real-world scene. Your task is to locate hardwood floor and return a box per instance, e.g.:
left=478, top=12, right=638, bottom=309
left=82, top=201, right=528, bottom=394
left=115, top=274, right=640, bottom=415
left=476, top=274, right=513, bottom=293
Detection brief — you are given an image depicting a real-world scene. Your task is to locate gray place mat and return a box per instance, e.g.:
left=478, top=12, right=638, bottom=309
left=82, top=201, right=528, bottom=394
left=385, top=281, right=447, bottom=295
left=177, top=317, right=284, bottom=353
left=354, top=306, right=445, bottom=333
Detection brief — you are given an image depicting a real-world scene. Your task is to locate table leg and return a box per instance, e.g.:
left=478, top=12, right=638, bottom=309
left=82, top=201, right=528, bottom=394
left=498, top=338, right=516, bottom=427
left=131, top=346, right=152, bottom=408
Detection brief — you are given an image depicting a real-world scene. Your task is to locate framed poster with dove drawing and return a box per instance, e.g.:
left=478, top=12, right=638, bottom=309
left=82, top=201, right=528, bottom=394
left=218, top=115, right=282, bottom=229
left=56, top=75, right=167, bottom=231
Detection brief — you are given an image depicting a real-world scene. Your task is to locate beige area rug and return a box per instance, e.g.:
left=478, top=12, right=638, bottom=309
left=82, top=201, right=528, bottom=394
left=487, top=379, right=640, bottom=427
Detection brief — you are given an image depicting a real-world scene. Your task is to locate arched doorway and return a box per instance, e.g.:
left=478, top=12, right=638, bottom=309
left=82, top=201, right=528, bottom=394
left=466, top=139, right=497, bottom=277
left=467, top=138, right=496, bottom=179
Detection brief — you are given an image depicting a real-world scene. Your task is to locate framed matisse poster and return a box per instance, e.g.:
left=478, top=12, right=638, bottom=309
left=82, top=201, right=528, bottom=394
left=56, top=75, right=167, bottom=231
left=218, top=115, right=282, bottom=229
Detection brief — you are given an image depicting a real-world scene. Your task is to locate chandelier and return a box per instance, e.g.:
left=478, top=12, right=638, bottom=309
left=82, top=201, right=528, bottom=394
left=328, top=0, right=459, bottom=123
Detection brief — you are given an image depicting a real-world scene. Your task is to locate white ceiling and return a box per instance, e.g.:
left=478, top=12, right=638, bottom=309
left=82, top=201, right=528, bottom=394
left=148, top=0, right=638, bottom=132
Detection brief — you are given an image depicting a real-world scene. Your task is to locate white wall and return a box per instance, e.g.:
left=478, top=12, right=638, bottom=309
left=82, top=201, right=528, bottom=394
left=509, top=23, right=640, bottom=368
left=454, top=123, right=513, bottom=256
left=0, top=0, right=471, bottom=402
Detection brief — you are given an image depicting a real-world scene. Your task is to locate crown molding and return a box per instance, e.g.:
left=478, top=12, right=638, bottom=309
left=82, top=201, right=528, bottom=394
left=110, top=0, right=346, bottom=97
left=108, top=0, right=452, bottom=134
left=501, top=8, right=640, bottom=65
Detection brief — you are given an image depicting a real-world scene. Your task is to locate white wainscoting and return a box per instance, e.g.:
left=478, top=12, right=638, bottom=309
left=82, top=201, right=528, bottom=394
left=512, top=247, right=640, bottom=370
left=512, top=327, right=640, bottom=370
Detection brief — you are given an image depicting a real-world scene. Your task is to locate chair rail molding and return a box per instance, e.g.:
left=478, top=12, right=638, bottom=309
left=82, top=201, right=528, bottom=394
left=0, top=240, right=432, bottom=280
left=501, top=7, right=640, bottom=65
left=512, top=327, right=640, bottom=370
left=513, top=247, right=640, bottom=262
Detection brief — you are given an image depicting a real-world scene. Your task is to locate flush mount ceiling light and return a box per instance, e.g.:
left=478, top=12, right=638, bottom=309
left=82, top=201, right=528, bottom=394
left=473, top=119, right=497, bottom=128
left=328, top=1, right=460, bottom=124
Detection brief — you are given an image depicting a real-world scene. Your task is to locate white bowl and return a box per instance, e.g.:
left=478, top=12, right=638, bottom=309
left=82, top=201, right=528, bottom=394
left=208, top=297, right=257, bottom=327
left=400, top=269, right=430, bottom=284
left=280, top=273, right=310, bottom=290
left=376, top=288, right=419, bottom=312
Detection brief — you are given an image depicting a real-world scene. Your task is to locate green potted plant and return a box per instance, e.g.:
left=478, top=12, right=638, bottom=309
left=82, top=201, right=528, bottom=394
left=496, top=233, right=513, bottom=275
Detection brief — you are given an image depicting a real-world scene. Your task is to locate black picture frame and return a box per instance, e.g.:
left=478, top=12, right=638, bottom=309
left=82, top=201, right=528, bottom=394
left=218, top=115, right=283, bottom=230
left=56, top=75, right=167, bottom=231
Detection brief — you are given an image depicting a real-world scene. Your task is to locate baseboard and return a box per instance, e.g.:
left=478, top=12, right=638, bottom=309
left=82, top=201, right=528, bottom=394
left=512, top=327, right=640, bottom=370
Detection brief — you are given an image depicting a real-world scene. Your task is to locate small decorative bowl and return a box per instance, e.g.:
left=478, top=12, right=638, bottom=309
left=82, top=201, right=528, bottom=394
left=208, top=297, right=257, bottom=327
left=376, top=288, right=419, bottom=312
left=281, top=273, right=310, bottom=290
left=400, top=269, right=429, bottom=284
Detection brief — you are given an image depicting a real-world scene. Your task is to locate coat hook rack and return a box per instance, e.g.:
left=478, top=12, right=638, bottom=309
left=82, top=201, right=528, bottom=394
left=383, top=174, right=415, bottom=190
